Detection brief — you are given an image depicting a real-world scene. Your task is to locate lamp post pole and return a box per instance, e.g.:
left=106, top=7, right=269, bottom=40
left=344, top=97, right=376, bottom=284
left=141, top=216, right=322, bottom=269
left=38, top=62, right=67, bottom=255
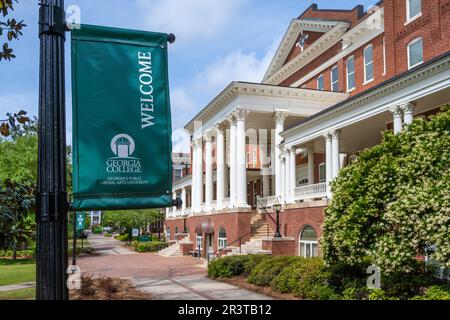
left=273, top=199, right=282, bottom=238
left=36, top=0, right=69, bottom=300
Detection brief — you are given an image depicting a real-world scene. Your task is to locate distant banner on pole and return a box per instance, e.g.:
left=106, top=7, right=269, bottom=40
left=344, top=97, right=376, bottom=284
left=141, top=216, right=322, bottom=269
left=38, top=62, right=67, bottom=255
left=71, top=25, right=173, bottom=210
left=76, top=212, right=86, bottom=231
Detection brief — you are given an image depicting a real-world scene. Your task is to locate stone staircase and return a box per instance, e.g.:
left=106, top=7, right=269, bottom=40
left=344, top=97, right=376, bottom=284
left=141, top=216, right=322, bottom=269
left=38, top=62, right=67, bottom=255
left=224, top=212, right=273, bottom=257
left=158, top=235, right=190, bottom=257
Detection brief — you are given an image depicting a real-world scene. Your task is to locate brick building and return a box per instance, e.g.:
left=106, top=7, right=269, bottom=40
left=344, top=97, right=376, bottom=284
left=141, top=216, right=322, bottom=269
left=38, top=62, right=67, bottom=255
left=164, top=1, right=450, bottom=258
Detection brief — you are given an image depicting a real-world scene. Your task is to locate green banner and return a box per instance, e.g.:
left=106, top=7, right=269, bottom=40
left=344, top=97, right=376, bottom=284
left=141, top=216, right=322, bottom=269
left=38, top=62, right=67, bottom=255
left=76, top=212, right=86, bottom=231
left=71, top=25, right=173, bottom=210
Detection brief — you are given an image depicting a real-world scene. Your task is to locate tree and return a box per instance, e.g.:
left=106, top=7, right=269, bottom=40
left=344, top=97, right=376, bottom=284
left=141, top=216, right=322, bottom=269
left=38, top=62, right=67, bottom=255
left=103, top=209, right=161, bottom=234
left=322, top=106, right=450, bottom=274
left=0, top=179, right=35, bottom=259
left=0, top=0, right=26, bottom=61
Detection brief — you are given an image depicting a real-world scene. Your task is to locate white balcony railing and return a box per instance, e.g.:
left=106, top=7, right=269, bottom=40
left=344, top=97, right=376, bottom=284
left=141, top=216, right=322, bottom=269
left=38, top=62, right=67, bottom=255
left=293, top=182, right=327, bottom=201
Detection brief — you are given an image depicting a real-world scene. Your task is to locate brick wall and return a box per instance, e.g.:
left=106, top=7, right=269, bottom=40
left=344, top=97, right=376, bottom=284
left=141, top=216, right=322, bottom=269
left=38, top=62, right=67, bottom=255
left=278, top=1, right=449, bottom=96
left=165, top=211, right=252, bottom=256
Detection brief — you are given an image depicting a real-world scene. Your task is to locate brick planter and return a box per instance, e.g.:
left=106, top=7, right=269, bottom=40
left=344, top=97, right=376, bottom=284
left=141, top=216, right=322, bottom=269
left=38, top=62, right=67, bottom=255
left=262, top=237, right=296, bottom=256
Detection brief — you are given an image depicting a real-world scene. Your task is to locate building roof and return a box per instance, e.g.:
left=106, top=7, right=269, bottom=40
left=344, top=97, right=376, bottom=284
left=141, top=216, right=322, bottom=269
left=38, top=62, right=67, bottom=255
left=282, top=51, right=450, bottom=135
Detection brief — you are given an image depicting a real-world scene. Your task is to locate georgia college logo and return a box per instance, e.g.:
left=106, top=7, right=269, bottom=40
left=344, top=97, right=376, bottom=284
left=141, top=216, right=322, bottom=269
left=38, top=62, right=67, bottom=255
left=106, top=134, right=142, bottom=173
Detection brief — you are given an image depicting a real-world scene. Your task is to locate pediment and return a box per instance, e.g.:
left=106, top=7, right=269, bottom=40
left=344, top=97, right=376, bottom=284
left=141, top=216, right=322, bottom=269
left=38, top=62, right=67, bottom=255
left=262, top=19, right=341, bottom=82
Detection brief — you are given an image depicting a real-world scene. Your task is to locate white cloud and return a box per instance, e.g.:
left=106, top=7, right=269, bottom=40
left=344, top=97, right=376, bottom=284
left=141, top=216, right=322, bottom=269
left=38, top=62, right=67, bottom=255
left=172, top=128, right=191, bottom=153
left=171, top=88, right=196, bottom=112
left=194, top=39, right=279, bottom=94
left=137, top=0, right=244, bottom=41
left=0, top=93, right=37, bottom=117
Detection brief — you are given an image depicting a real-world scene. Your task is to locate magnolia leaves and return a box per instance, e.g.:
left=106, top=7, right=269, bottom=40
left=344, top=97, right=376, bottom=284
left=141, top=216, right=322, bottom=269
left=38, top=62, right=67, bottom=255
left=0, top=1, right=25, bottom=61
left=0, top=0, right=15, bottom=17
left=0, top=110, right=30, bottom=137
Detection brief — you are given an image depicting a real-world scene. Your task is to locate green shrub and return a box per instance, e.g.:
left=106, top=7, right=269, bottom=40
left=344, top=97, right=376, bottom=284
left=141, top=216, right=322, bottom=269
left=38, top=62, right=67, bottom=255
left=244, top=254, right=271, bottom=275
left=411, top=285, right=450, bottom=300
left=208, top=255, right=250, bottom=278
left=115, top=234, right=130, bottom=242
left=93, top=227, right=103, bottom=234
left=103, top=233, right=112, bottom=238
left=248, top=256, right=300, bottom=287
left=381, top=261, right=439, bottom=298
left=132, top=241, right=168, bottom=253
left=366, top=289, right=398, bottom=300
left=340, top=285, right=370, bottom=300
left=269, top=257, right=339, bottom=300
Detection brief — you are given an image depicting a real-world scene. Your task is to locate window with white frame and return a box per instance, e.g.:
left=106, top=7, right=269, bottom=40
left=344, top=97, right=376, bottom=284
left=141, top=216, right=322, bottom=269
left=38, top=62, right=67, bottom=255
left=363, top=44, right=374, bottom=83
left=331, top=65, right=339, bottom=92
left=382, top=37, right=386, bottom=75
left=218, top=227, right=227, bottom=249
left=346, top=56, right=355, bottom=92
left=319, top=163, right=326, bottom=183
left=317, top=74, right=324, bottom=91
left=407, top=37, right=423, bottom=69
left=299, top=225, right=318, bottom=258
left=296, top=165, right=308, bottom=186
left=406, top=0, right=421, bottom=22
left=196, top=234, right=203, bottom=250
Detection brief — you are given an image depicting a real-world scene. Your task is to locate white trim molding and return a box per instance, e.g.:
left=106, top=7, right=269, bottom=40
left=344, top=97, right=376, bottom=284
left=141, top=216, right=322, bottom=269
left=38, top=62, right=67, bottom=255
left=282, top=54, right=450, bottom=147
left=263, top=21, right=350, bottom=86
left=263, top=19, right=340, bottom=82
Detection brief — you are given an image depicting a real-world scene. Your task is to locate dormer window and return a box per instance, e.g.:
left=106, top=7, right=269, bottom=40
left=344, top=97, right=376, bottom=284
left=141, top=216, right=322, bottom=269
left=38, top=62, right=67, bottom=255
left=406, top=0, right=422, bottom=22
left=317, top=74, right=324, bottom=91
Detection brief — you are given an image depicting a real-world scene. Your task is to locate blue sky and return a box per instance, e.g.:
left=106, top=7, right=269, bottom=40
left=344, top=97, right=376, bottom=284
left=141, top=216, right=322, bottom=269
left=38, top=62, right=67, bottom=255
left=0, top=0, right=375, bottom=152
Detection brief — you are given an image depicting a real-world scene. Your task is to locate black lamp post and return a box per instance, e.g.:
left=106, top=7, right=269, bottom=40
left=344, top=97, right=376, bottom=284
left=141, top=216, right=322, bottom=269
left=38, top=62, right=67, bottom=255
left=36, top=0, right=69, bottom=300
left=273, top=198, right=282, bottom=238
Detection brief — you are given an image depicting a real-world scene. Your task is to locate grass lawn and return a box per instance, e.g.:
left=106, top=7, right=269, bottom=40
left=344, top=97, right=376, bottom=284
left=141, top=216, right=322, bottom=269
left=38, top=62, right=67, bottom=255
left=0, top=259, right=36, bottom=286
left=0, top=287, right=35, bottom=300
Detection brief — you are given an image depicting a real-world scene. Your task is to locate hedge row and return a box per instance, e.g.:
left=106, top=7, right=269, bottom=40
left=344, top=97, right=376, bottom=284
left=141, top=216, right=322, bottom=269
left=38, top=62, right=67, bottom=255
left=0, top=249, right=35, bottom=258
left=132, top=241, right=168, bottom=253
left=208, top=255, right=450, bottom=300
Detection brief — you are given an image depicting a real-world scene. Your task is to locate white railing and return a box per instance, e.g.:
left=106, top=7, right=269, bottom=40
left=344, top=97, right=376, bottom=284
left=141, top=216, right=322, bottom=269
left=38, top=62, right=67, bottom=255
left=293, top=182, right=327, bottom=201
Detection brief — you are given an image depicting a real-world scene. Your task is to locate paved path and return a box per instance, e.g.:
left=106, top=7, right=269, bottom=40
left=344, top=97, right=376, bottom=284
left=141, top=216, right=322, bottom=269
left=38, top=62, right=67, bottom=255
left=87, top=235, right=137, bottom=256
left=77, top=236, right=271, bottom=300
left=0, top=282, right=35, bottom=292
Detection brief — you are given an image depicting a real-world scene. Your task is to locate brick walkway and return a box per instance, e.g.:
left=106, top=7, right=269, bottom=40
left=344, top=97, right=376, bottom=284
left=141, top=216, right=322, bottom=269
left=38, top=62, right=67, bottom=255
left=77, top=236, right=271, bottom=300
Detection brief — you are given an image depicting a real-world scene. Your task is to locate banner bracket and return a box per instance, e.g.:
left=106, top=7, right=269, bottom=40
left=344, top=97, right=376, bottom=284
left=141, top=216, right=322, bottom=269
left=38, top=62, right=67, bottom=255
left=36, top=191, right=69, bottom=222
left=38, top=2, right=67, bottom=37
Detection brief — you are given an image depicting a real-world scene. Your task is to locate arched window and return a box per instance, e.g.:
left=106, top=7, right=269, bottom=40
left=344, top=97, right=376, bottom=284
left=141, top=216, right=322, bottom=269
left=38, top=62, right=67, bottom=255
left=218, top=227, right=227, bottom=249
left=175, top=226, right=179, bottom=235
left=346, top=56, right=355, bottom=92
left=299, top=225, right=318, bottom=258
left=166, top=227, right=171, bottom=240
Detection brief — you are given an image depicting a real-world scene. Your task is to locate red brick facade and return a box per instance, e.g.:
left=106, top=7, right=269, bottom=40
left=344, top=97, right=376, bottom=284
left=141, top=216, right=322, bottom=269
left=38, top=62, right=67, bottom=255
left=279, top=1, right=450, bottom=97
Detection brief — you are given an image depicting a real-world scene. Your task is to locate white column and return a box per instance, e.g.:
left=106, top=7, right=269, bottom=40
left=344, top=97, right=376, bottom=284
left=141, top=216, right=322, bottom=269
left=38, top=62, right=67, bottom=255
left=204, top=135, right=213, bottom=210
left=285, top=149, right=291, bottom=203
left=390, top=106, right=403, bottom=134
left=172, top=191, right=177, bottom=214
left=274, top=111, right=288, bottom=199
left=331, top=130, right=341, bottom=179
left=227, top=114, right=237, bottom=207
left=215, top=124, right=225, bottom=208
left=262, top=168, right=270, bottom=197
left=289, top=147, right=297, bottom=201
left=281, top=155, right=286, bottom=203
left=181, top=187, right=186, bottom=214
left=191, top=142, right=196, bottom=211
left=235, top=108, right=250, bottom=207
left=195, top=139, right=204, bottom=211
left=307, top=148, right=314, bottom=185
left=403, top=102, right=415, bottom=125
left=323, top=132, right=333, bottom=198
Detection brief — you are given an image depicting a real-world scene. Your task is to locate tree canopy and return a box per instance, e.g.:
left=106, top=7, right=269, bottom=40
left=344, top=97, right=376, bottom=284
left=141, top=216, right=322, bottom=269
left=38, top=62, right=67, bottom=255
left=322, top=106, right=450, bottom=274
left=102, top=209, right=161, bottom=233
